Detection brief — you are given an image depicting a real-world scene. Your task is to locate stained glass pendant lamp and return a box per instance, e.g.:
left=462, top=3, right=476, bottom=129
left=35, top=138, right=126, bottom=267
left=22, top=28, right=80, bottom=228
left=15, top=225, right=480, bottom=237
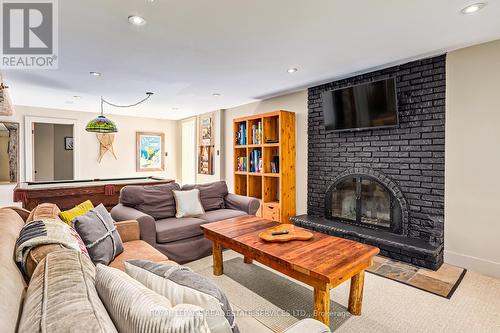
left=85, top=92, right=154, bottom=133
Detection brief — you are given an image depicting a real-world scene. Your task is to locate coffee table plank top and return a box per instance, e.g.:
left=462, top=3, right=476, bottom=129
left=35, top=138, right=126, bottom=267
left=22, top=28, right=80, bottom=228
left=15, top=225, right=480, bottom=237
left=201, top=216, right=380, bottom=285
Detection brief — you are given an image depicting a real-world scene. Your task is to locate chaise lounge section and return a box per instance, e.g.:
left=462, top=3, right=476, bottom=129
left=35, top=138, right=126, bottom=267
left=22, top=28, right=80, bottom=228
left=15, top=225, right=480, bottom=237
left=111, top=181, right=261, bottom=263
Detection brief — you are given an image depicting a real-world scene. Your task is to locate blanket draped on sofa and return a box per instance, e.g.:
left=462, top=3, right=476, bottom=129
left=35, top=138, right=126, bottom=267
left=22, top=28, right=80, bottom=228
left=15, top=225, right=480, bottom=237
left=14, top=218, right=88, bottom=277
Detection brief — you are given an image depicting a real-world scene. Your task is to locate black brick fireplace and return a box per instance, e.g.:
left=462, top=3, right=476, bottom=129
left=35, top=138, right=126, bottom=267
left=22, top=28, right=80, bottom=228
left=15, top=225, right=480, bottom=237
left=292, top=55, right=445, bottom=270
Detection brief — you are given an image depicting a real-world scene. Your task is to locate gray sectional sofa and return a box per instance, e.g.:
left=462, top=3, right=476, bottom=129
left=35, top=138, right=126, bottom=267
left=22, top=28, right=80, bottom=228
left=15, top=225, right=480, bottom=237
left=111, top=181, right=261, bottom=263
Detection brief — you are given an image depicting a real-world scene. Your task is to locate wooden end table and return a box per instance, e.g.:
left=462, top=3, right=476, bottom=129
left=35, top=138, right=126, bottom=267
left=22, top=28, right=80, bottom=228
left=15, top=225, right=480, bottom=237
left=201, top=216, right=379, bottom=327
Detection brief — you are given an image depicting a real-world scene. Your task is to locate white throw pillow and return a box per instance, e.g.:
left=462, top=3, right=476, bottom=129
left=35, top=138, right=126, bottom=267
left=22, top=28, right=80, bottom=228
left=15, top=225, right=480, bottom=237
left=173, top=189, right=205, bottom=218
left=95, top=264, right=210, bottom=333
left=125, top=261, right=235, bottom=333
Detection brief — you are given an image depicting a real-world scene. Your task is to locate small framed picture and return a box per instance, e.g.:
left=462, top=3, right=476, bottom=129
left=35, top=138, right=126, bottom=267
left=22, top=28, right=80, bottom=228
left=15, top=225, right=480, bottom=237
left=64, top=137, right=74, bottom=150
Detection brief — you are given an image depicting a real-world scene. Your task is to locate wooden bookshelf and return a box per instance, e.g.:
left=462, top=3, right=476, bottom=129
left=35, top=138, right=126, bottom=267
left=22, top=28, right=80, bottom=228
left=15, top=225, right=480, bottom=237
left=233, top=110, right=296, bottom=223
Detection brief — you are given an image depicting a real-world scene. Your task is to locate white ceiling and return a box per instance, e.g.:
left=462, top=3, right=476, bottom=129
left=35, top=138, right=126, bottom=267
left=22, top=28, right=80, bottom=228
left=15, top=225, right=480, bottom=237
left=4, top=0, right=500, bottom=120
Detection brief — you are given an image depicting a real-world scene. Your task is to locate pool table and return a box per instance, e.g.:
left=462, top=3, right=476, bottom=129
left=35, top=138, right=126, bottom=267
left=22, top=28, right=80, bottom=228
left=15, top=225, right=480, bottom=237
left=13, top=177, right=174, bottom=211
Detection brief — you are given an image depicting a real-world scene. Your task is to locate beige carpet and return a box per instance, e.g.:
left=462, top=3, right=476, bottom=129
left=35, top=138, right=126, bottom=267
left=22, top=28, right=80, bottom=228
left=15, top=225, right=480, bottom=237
left=186, top=250, right=500, bottom=333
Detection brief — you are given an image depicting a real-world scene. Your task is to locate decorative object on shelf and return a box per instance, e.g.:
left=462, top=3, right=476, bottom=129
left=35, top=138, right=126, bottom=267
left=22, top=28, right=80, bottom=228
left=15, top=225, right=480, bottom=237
left=64, top=137, right=74, bottom=150
left=97, top=134, right=117, bottom=163
left=0, top=76, right=13, bottom=116
left=198, top=112, right=215, bottom=175
left=85, top=92, right=154, bottom=133
left=259, top=224, right=313, bottom=243
left=136, top=132, right=165, bottom=172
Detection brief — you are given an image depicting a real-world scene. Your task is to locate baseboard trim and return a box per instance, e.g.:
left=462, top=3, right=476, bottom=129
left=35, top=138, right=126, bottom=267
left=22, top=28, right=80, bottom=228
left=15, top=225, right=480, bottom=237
left=445, top=250, right=500, bottom=279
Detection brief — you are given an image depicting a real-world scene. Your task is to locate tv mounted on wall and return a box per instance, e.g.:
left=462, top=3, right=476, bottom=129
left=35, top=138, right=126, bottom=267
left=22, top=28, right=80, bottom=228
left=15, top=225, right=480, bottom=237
left=321, top=78, right=398, bottom=132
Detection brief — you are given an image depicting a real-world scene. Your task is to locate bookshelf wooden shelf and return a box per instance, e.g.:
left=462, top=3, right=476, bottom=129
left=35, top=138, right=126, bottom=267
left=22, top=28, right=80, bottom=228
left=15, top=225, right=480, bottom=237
left=233, top=110, right=296, bottom=223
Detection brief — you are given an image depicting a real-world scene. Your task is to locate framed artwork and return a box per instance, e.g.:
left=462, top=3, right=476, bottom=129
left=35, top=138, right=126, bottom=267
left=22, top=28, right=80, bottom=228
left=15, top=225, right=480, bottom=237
left=64, top=137, right=74, bottom=150
left=198, top=112, right=215, bottom=175
left=199, top=112, right=214, bottom=146
left=136, top=132, right=165, bottom=172
left=198, top=146, right=214, bottom=175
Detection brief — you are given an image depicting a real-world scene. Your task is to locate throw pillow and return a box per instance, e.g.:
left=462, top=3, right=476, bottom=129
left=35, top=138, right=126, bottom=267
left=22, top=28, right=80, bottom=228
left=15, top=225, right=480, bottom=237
left=125, top=260, right=239, bottom=333
left=173, top=189, right=205, bottom=218
left=59, top=200, right=94, bottom=224
left=26, top=203, right=61, bottom=223
left=72, top=204, right=123, bottom=265
left=95, top=264, right=210, bottom=333
left=18, top=250, right=117, bottom=333
left=181, top=181, right=228, bottom=211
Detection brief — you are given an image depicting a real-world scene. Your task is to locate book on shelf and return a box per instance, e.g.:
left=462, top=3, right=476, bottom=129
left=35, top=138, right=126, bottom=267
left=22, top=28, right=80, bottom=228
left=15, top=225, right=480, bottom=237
left=251, top=121, right=263, bottom=145
left=271, top=156, right=279, bottom=173
left=236, top=157, right=247, bottom=172
left=236, top=123, right=247, bottom=145
left=249, top=149, right=262, bottom=173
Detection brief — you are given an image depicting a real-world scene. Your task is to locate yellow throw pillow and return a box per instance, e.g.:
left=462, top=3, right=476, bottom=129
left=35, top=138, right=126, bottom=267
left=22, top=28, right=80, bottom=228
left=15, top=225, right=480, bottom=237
left=59, top=200, right=94, bottom=225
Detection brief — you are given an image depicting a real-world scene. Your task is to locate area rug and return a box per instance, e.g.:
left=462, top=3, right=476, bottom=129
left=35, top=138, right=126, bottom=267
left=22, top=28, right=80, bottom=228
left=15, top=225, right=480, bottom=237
left=191, top=256, right=351, bottom=332
left=367, top=256, right=467, bottom=299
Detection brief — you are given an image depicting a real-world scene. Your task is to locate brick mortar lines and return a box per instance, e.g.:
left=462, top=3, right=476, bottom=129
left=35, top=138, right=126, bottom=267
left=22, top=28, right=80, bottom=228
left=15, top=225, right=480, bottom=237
left=307, top=55, right=445, bottom=246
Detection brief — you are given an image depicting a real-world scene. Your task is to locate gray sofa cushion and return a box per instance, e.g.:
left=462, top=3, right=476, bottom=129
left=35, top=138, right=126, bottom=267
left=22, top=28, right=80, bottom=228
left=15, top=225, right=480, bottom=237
left=155, top=217, right=206, bottom=243
left=73, top=204, right=124, bottom=265
left=119, top=183, right=180, bottom=219
left=182, top=181, right=228, bottom=211
left=198, top=209, right=246, bottom=223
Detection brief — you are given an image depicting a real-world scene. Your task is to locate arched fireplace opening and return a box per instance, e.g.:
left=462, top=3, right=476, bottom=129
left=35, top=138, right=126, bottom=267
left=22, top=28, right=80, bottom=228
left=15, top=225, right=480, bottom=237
left=324, top=168, right=409, bottom=235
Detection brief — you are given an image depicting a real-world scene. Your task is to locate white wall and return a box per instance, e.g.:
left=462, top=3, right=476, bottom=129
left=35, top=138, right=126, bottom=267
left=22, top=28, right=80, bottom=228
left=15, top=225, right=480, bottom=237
left=53, top=124, right=74, bottom=181
left=0, top=105, right=178, bottom=206
left=223, top=90, right=308, bottom=215
left=445, top=39, right=500, bottom=278
left=180, top=117, right=197, bottom=185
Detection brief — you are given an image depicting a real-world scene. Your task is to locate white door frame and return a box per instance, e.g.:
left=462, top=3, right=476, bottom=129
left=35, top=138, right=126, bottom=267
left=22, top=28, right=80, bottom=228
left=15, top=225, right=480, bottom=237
left=24, top=116, right=80, bottom=182
left=181, top=117, right=197, bottom=185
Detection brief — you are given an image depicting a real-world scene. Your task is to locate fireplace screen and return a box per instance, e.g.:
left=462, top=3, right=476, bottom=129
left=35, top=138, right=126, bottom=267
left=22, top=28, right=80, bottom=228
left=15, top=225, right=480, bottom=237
left=327, top=175, right=397, bottom=231
left=360, top=178, right=391, bottom=228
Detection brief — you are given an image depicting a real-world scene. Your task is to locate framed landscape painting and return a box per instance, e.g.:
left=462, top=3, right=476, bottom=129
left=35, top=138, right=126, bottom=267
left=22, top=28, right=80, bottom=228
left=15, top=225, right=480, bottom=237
left=136, top=132, right=165, bottom=172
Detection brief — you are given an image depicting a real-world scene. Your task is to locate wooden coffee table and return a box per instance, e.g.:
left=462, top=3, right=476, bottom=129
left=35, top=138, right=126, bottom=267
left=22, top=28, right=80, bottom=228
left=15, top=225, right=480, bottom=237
left=201, top=216, right=379, bottom=326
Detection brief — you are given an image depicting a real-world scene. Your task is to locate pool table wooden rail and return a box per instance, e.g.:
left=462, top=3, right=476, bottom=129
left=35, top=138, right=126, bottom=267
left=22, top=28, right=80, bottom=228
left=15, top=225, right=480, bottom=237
left=13, top=177, right=174, bottom=211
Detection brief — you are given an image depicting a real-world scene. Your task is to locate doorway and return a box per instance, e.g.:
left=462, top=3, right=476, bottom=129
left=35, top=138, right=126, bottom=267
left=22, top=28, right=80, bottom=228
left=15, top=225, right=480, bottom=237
left=33, top=123, right=74, bottom=181
left=181, top=118, right=196, bottom=185
left=25, top=116, right=79, bottom=182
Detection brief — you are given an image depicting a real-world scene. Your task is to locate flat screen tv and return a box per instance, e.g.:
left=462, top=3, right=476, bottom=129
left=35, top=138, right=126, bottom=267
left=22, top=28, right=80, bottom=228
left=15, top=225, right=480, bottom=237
left=322, top=78, right=398, bottom=132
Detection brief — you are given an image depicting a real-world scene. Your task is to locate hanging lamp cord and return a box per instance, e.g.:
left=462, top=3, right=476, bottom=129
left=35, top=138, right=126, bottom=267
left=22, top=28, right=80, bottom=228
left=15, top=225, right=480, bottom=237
left=100, top=92, right=154, bottom=116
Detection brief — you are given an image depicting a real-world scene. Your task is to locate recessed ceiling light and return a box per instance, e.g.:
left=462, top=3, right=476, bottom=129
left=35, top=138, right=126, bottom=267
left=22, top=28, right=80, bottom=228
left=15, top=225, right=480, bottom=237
left=89, top=71, right=101, bottom=77
left=287, top=68, right=298, bottom=73
left=73, top=95, right=81, bottom=99
left=146, top=0, right=155, bottom=3
left=461, top=3, right=487, bottom=14
left=128, top=15, right=147, bottom=26
left=212, top=93, right=221, bottom=97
